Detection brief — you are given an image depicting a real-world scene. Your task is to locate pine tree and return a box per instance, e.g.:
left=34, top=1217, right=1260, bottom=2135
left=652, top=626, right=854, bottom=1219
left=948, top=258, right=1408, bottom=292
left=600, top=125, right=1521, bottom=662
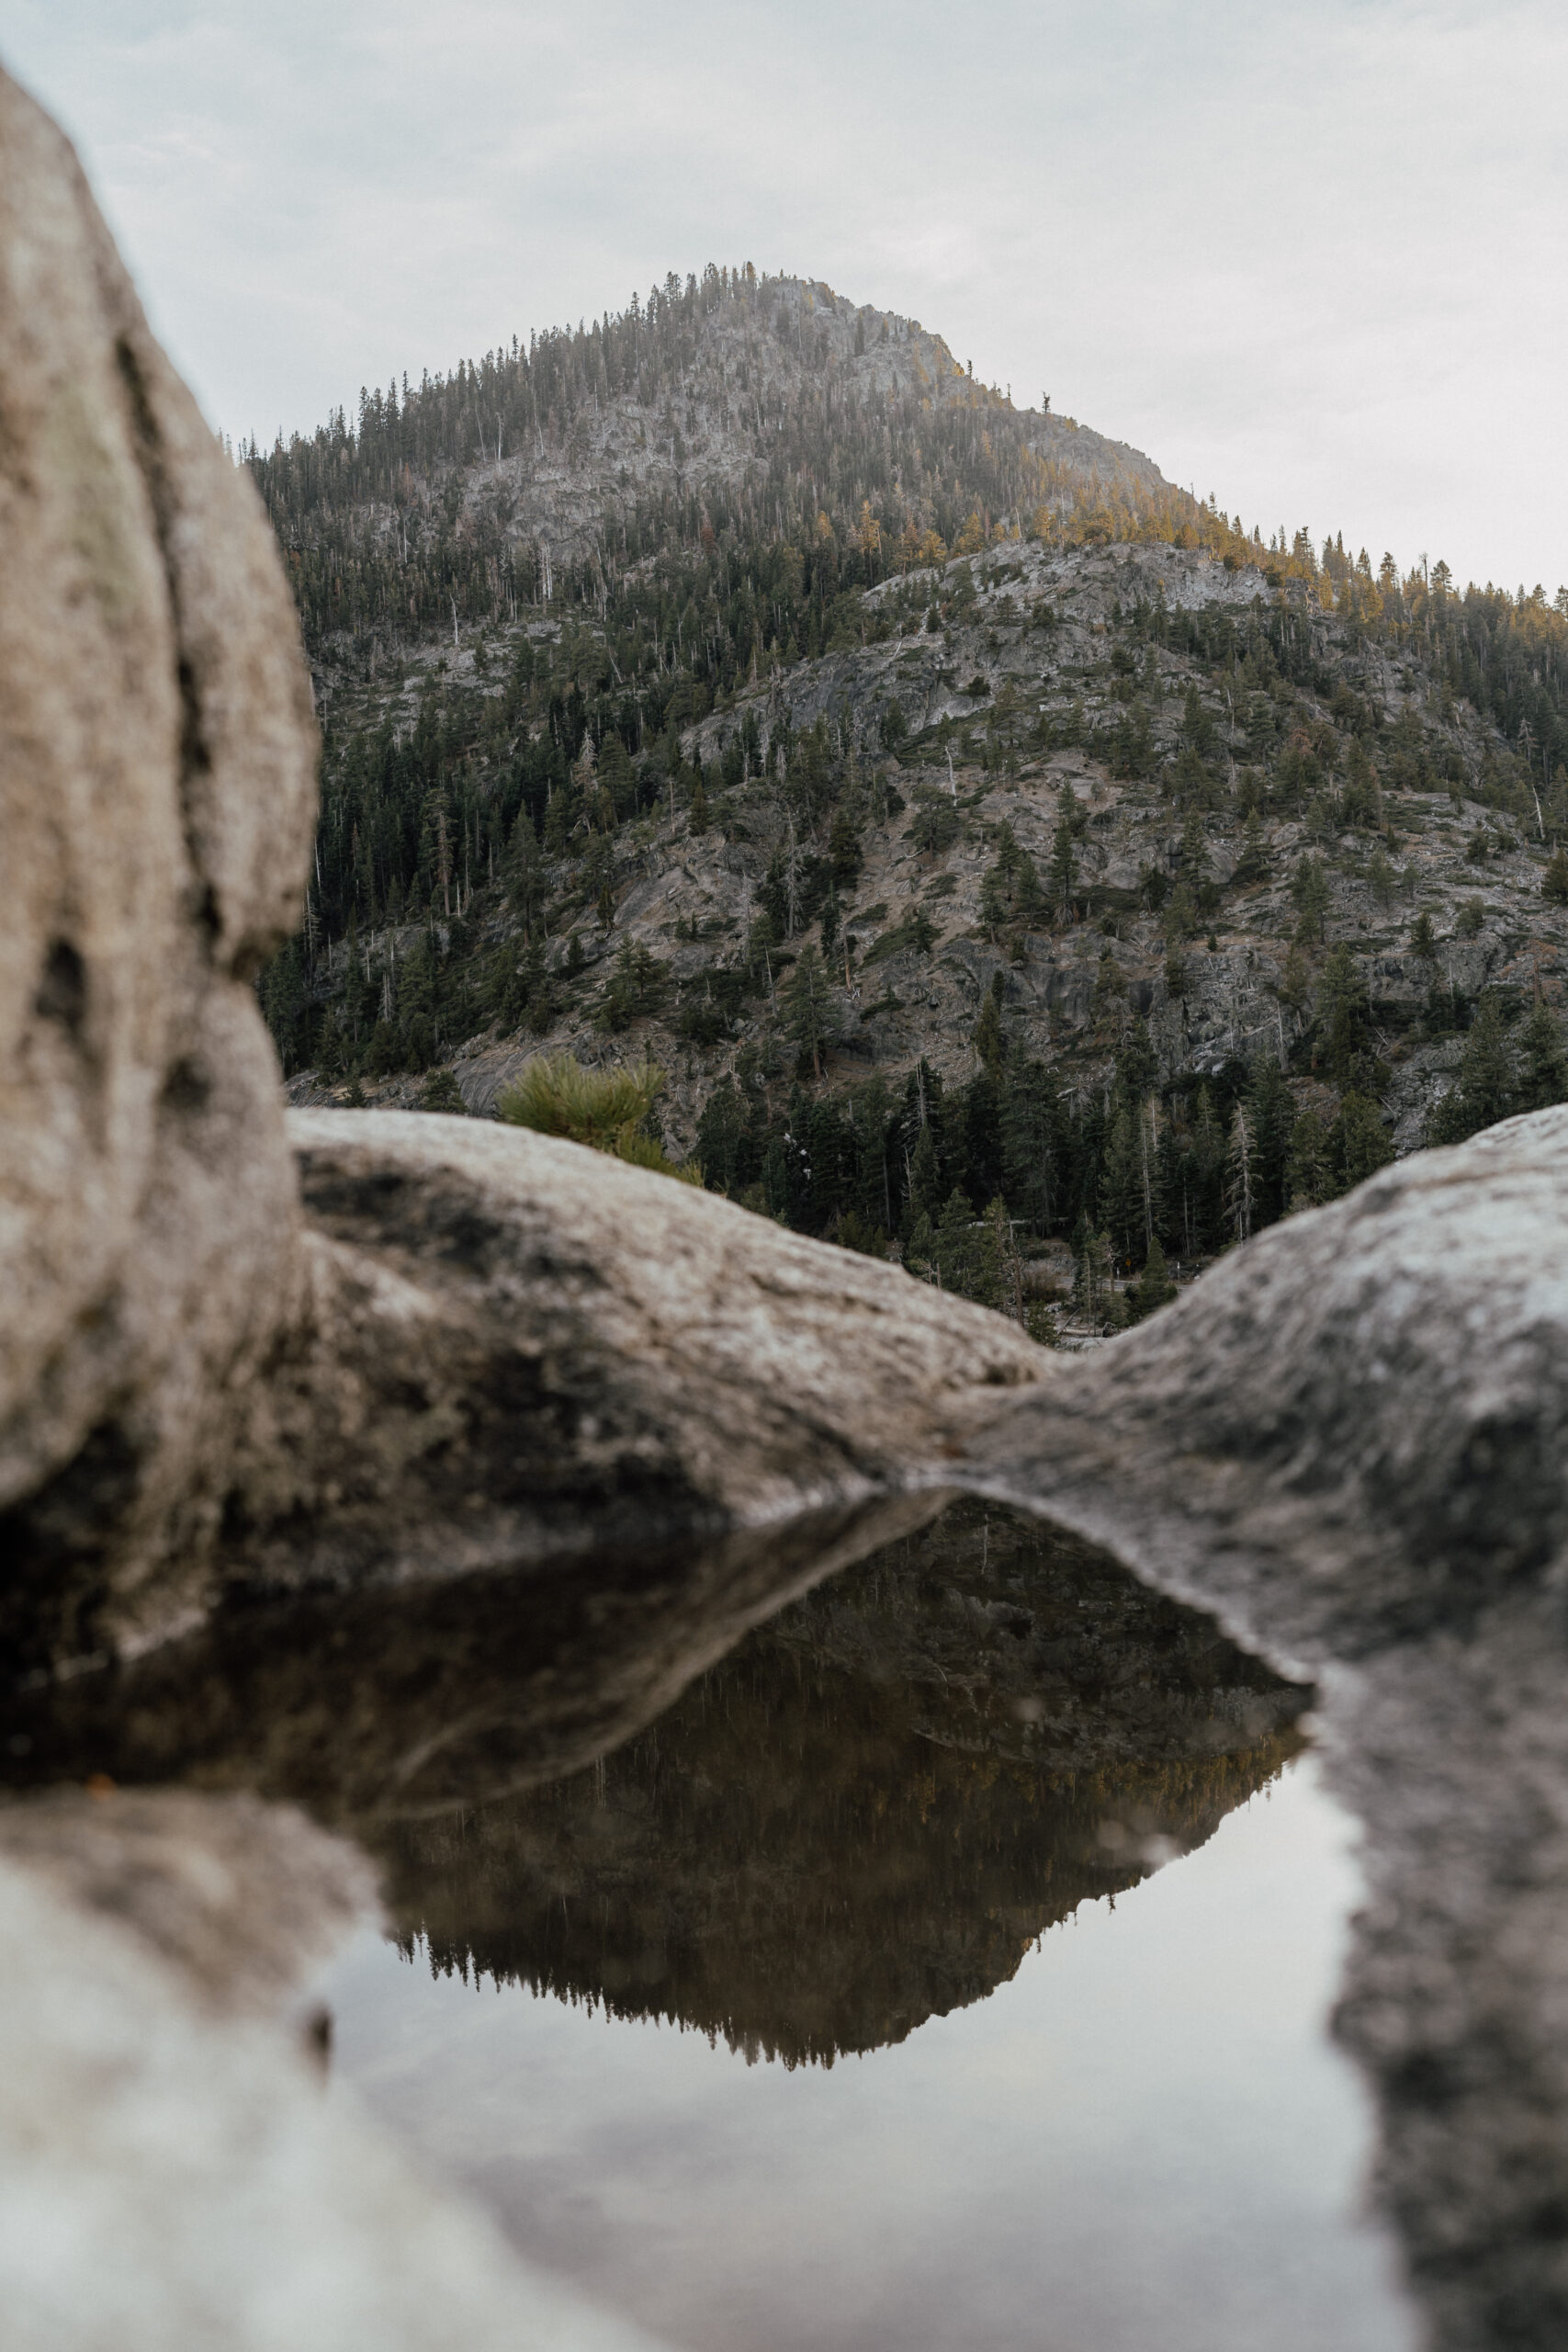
left=1329, top=1092, right=1394, bottom=1190
left=419, top=1067, right=468, bottom=1114
left=1049, top=811, right=1077, bottom=921
left=828, top=796, right=863, bottom=889
left=974, top=972, right=1005, bottom=1069
left=1116, top=1015, right=1158, bottom=1100
left=1247, top=1054, right=1295, bottom=1224
left=1098, top=1106, right=1141, bottom=1262
left=976, top=1195, right=1015, bottom=1314
left=1173, top=742, right=1210, bottom=808
left=906, top=1120, right=942, bottom=1231
left=1186, top=1085, right=1225, bottom=1253
left=1368, top=848, right=1396, bottom=908
left=1543, top=848, right=1568, bottom=905
left=1316, top=945, right=1371, bottom=1082
left=1428, top=990, right=1515, bottom=1145
left=999, top=1057, right=1064, bottom=1232
left=1287, top=1109, right=1331, bottom=1209
left=1091, top=949, right=1129, bottom=1040
left=1071, top=1217, right=1113, bottom=1324
left=1291, top=853, right=1330, bottom=944
left=1236, top=808, right=1269, bottom=883
left=784, top=942, right=830, bottom=1080
left=1179, top=807, right=1209, bottom=881
left=695, top=1080, right=750, bottom=1194
left=1135, top=1096, right=1167, bottom=1252
left=1516, top=1001, right=1568, bottom=1112
left=1131, top=1236, right=1176, bottom=1319
left=1225, top=1100, right=1258, bottom=1241
left=934, top=1186, right=977, bottom=1295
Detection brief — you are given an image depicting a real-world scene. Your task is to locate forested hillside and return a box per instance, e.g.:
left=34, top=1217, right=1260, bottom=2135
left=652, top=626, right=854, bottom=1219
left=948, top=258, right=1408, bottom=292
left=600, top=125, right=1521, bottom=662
left=253, top=268, right=1568, bottom=1331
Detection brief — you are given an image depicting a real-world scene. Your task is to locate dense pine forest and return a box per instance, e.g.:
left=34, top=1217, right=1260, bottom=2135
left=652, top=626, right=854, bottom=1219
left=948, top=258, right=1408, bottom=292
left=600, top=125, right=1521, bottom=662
left=251, top=270, right=1568, bottom=1328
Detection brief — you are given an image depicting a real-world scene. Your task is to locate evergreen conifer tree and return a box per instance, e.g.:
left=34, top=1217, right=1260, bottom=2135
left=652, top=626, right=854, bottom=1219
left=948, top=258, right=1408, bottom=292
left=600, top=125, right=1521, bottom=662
left=1428, top=990, right=1515, bottom=1145
left=1132, top=1236, right=1177, bottom=1318
left=1329, top=1091, right=1395, bottom=1190
left=695, top=1080, right=750, bottom=1194
left=974, top=972, right=1005, bottom=1070
left=1225, top=1100, right=1258, bottom=1241
left=906, top=1120, right=942, bottom=1231
left=1291, top=854, right=1330, bottom=944
left=782, top=944, right=829, bottom=1080
left=1049, top=812, right=1077, bottom=921
left=1247, top=1055, right=1295, bottom=1225
left=999, top=1057, right=1063, bottom=1232
left=1316, top=945, right=1371, bottom=1082
left=974, top=1195, right=1014, bottom=1313
left=1516, top=1001, right=1568, bottom=1112
left=1286, top=1108, right=1331, bottom=1209
left=934, top=1186, right=977, bottom=1294
left=1099, top=1105, right=1142, bottom=1262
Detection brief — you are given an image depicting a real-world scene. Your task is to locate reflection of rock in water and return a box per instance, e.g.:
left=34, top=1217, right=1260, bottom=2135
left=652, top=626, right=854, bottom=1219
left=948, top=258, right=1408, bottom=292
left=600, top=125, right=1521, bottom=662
left=381, top=1500, right=1310, bottom=2066
left=1, top=1496, right=943, bottom=1820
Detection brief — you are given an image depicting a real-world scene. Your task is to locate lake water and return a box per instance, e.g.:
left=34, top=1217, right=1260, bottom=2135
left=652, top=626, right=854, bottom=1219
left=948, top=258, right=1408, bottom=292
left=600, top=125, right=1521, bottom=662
left=315, top=1503, right=1416, bottom=2352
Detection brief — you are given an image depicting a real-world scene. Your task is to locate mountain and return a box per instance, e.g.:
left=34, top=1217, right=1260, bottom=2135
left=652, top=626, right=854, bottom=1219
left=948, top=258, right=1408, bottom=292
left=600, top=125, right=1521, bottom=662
left=252, top=266, right=1568, bottom=1317
left=247, top=266, right=1174, bottom=656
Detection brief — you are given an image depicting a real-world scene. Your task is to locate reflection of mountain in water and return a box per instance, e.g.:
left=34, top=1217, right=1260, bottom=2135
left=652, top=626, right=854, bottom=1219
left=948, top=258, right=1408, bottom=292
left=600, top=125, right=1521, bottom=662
left=382, top=1502, right=1309, bottom=2066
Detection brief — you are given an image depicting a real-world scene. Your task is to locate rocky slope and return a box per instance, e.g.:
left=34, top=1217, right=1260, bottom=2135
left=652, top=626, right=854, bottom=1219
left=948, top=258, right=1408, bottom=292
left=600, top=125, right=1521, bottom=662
left=270, top=501, right=1568, bottom=1296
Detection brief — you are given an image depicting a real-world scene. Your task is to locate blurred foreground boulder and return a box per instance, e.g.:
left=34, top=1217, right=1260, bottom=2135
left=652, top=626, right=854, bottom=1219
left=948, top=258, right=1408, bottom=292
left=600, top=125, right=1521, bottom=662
left=0, top=64, right=316, bottom=1668
left=0, top=1790, right=672, bottom=2352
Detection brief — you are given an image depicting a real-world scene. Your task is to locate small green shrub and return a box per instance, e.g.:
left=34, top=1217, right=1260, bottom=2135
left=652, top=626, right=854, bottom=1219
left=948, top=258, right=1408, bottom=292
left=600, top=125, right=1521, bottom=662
left=495, top=1052, right=703, bottom=1183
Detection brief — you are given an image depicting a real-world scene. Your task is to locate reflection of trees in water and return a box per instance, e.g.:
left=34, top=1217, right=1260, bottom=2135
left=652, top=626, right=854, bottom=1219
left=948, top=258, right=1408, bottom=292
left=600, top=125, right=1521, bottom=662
left=381, top=1503, right=1309, bottom=2068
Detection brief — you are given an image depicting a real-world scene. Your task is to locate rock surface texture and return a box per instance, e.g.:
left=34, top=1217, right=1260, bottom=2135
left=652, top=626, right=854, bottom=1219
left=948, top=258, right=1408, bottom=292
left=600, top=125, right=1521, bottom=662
left=964, top=1105, right=1568, bottom=1670
left=242, top=1106, right=1041, bottom=1587
left=0, top=66, right=317, bottom=1672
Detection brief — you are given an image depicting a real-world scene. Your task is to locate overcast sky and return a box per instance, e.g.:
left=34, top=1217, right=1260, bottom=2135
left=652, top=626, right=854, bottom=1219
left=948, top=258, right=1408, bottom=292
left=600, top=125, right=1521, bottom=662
left=4, top=1, right=1562, bottom=593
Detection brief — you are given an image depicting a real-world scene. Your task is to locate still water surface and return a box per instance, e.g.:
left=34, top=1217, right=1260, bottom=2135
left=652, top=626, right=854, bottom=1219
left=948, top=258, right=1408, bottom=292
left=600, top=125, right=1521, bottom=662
left=319, top=1505, right=1416, bottom=2352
